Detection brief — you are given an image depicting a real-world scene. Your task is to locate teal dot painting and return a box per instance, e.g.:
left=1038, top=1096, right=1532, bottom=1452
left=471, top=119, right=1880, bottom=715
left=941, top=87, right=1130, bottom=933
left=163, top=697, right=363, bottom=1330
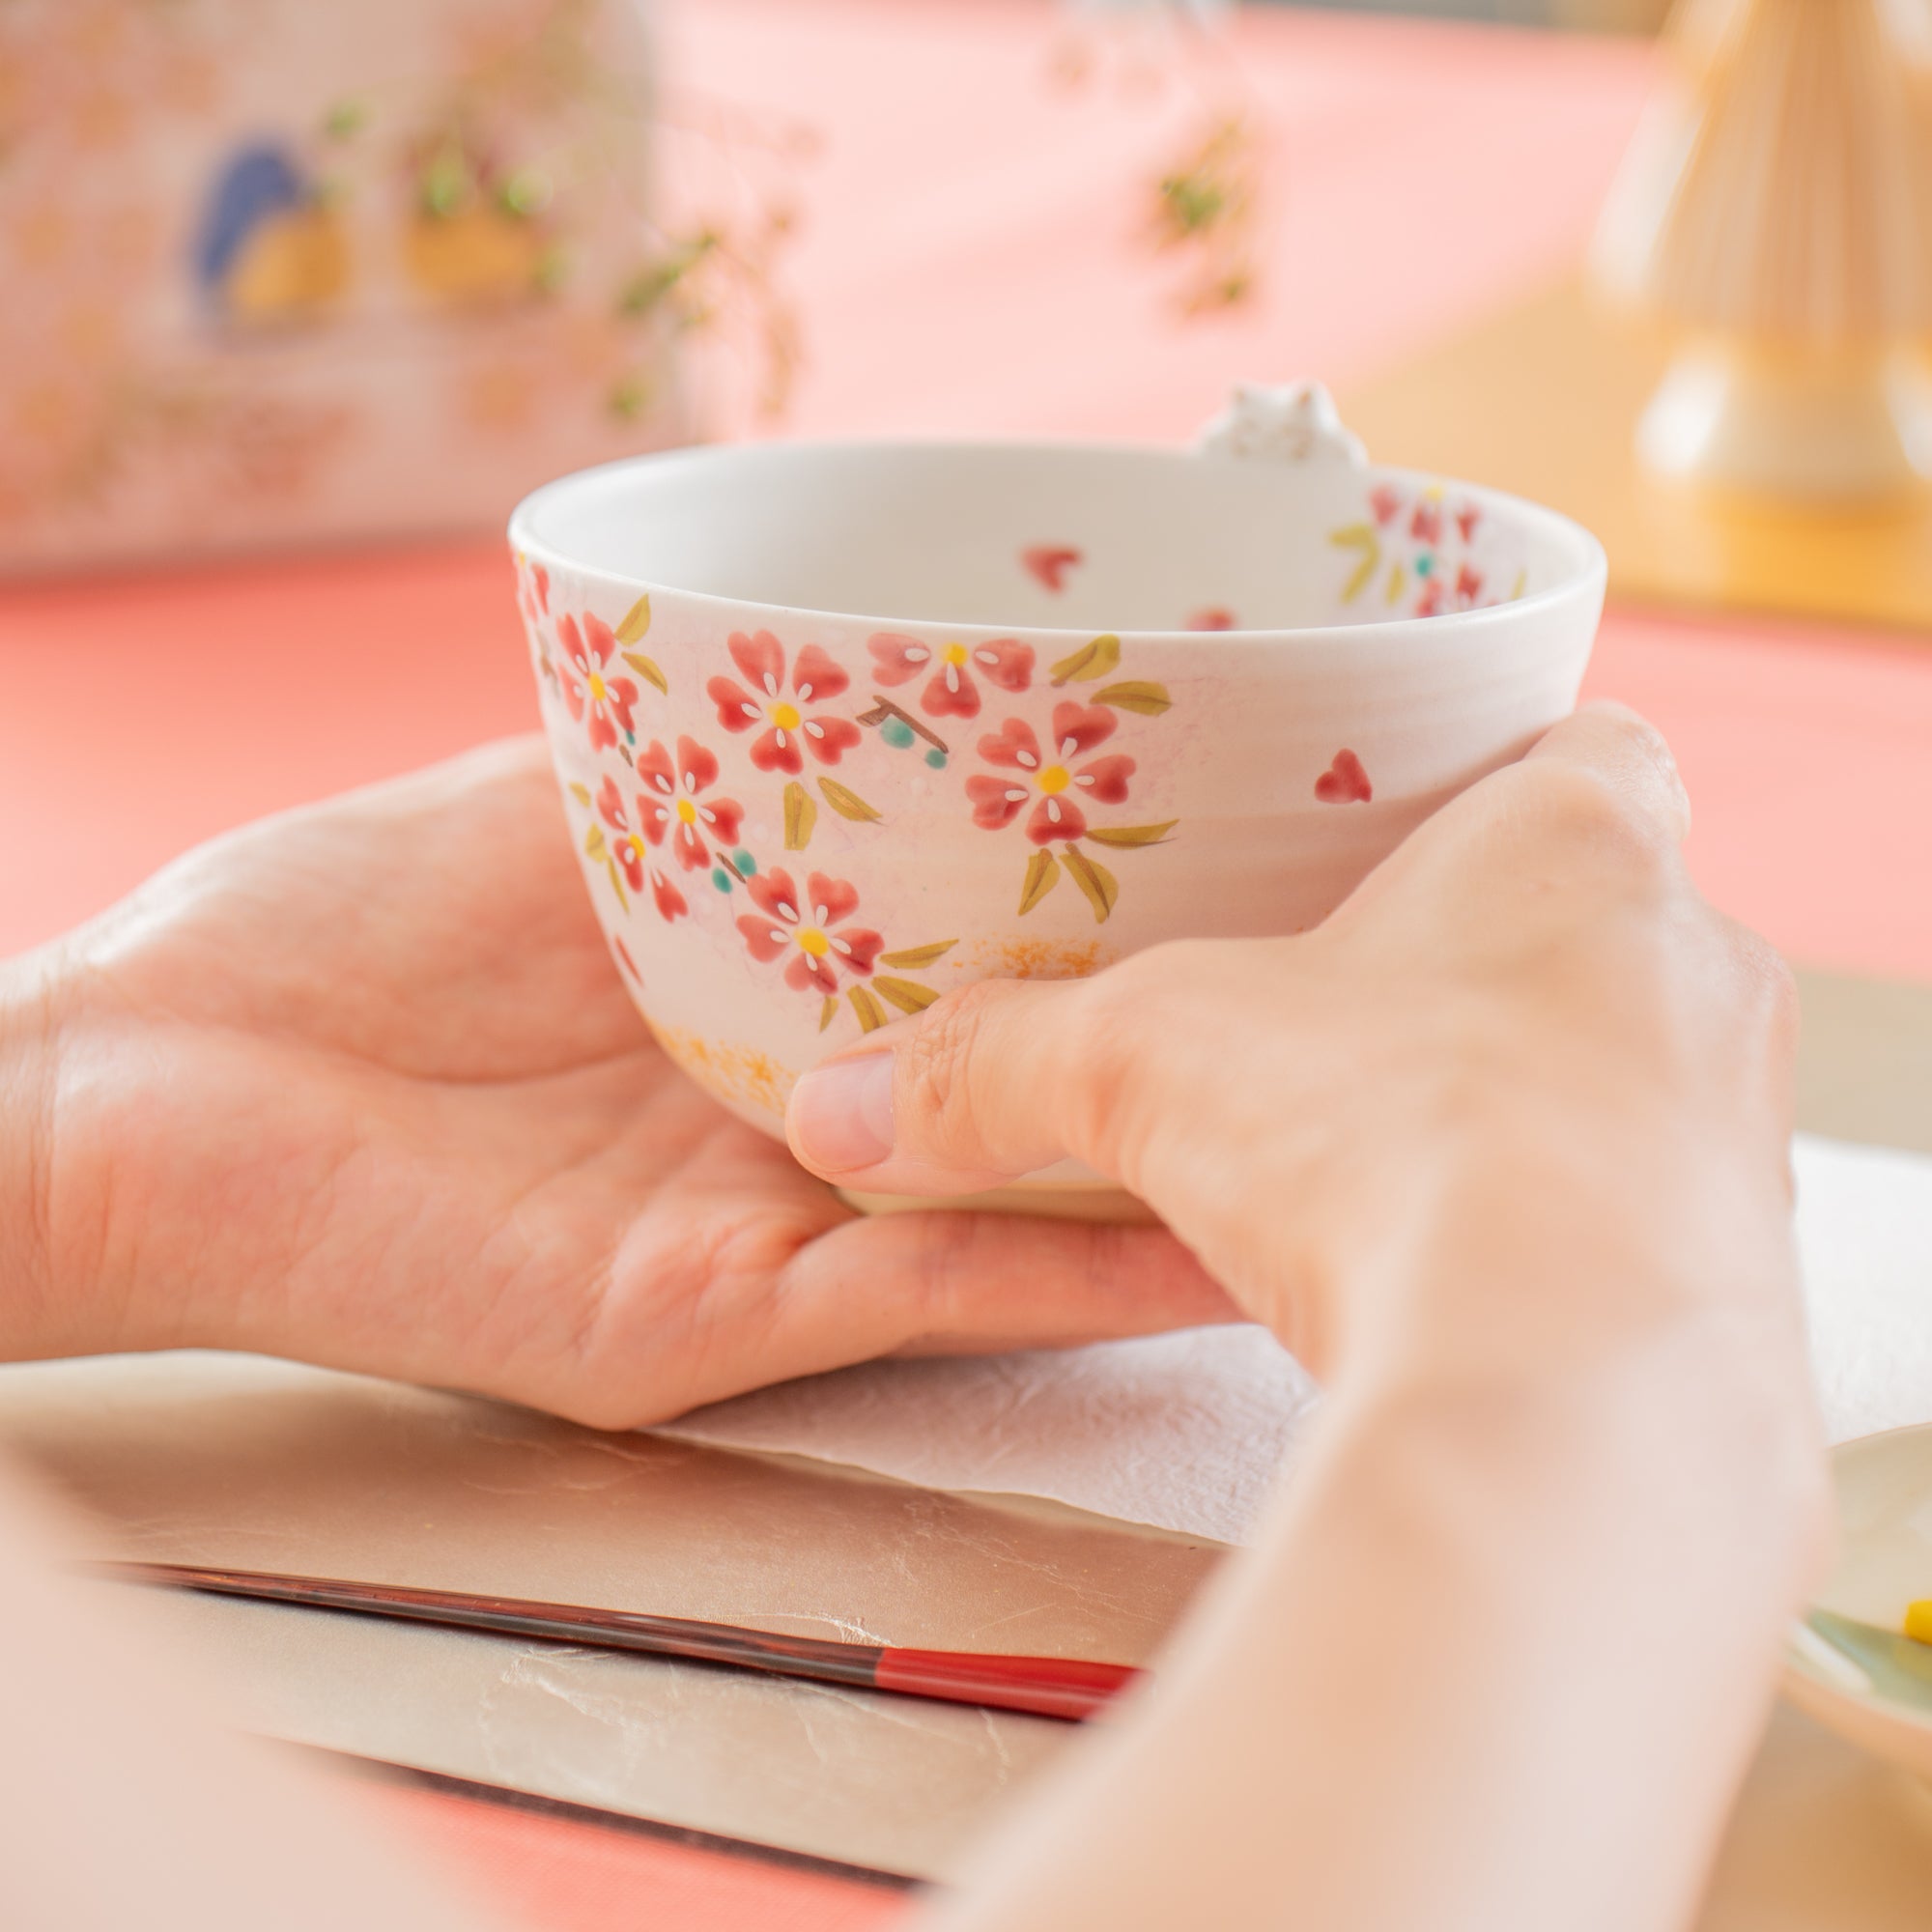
left=732, top=848, right=756, bottom=875
left=924, top=748, right=947, bottom=769
left=881, top=717, right=915, bottom=750
left=711, top=868, right=732, bottom=894
left=1415, top=554, right=1435, bottom=577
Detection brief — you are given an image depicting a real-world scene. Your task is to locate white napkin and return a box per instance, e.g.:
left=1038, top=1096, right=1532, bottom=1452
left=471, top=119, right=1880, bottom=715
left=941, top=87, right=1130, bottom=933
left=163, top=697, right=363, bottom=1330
left=663, top=1133, right=1932, bottom=1545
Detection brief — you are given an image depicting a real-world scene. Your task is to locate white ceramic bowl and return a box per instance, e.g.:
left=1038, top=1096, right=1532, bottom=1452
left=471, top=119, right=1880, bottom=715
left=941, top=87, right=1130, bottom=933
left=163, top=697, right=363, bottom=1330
left=508, top=384, right=1605, bottom=1181
left=1786, top=1424, right=1932, bottom=1782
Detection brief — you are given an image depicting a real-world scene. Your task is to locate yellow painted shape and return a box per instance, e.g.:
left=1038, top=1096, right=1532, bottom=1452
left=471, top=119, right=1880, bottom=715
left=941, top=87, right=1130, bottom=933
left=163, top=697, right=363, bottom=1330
left=1339, top=275, right=1932, bottom=632
left=405, top=208, right=543, bottom=304
left=1905, top=1600, right=1932, bottom=1645
left=227, top=209, right=351, bottom=321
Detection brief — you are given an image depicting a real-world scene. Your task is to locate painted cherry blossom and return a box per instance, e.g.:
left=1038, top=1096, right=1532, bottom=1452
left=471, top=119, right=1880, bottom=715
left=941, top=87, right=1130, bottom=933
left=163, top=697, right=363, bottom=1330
left=635, top=736, right=745, bottom=872
left=556, top=611, right=640, bottom=753
left=594, top=778, right=687, bottom=923
left=966, top=702, right=1134, bottom=845
left=869, top=632, right=1034, bottom=721
left=737, top=867, right=883, bottom=997
left=706, top=631, right=861, bottom=774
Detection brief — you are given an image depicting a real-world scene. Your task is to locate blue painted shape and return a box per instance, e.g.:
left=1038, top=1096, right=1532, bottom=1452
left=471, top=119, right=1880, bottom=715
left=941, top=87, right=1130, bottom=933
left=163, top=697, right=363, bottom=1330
left=195, top=142, right=306, bottom=292
left=731, top=848, right=756, bottom=876
left=924, top=748, right=947, bottom=769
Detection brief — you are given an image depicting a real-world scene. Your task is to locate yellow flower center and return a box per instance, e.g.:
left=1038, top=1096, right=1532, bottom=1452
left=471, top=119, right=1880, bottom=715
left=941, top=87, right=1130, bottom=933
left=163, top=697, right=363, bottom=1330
left=943, top=641, right=969, bottom=667
left=798, top=927, right=831, bottom=957
left=1037, top=765, right=1071, bottom=795
left=587, top=672, right=608, bottom=702
left=675, top=797, right=698, bottom=825
left=770, top=700, right=802, bottom=731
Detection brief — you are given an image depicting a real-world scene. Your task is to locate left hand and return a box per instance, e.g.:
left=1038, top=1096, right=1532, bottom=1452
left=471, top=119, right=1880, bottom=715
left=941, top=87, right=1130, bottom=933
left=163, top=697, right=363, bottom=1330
left=6, top=738, right=1229, bottom=1424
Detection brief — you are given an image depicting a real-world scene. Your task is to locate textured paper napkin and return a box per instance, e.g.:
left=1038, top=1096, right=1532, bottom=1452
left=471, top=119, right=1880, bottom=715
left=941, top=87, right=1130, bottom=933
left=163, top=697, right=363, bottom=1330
left=664, top=1134, right=1932, bottom=1546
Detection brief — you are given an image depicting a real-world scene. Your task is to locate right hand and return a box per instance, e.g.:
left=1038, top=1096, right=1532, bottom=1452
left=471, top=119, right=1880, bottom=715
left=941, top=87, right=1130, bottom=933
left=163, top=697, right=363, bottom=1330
left=785, top=704, right=1810, bottom=1406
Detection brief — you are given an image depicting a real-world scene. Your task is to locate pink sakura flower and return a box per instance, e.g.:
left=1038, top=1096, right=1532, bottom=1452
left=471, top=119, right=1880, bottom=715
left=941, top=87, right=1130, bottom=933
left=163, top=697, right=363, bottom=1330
left=596, top=778, right=688, bottom=923
left=737, top=868, right=883, bottom=997
left=706, top=631, right=861, bottom=775
left=868, top=632, right=1034, bottom=721
left=635, top=736, right=744, bottom=872
left=966, top=703, right=1133, bottom=845
left=557, top=612, right=639, bottom=753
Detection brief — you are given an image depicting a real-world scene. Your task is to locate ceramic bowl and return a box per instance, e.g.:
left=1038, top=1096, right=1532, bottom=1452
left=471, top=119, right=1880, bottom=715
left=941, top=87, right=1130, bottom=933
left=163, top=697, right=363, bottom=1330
left=1785, top=1424, right=1932, bottom=1782
left=508, top=384, right=1606, bottom=1199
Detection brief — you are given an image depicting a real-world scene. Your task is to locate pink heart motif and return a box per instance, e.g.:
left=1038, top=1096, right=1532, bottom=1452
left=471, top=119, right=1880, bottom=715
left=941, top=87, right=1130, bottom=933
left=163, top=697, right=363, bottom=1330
left=1315, top=750, right=1373, bottom=805
left=1022, top=544, right=1082, bottom=593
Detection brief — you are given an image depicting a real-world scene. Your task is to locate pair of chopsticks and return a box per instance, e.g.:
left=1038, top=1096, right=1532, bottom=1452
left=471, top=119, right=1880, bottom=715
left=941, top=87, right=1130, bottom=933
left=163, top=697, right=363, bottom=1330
left=87, top=1561, right=1141, bottom=1722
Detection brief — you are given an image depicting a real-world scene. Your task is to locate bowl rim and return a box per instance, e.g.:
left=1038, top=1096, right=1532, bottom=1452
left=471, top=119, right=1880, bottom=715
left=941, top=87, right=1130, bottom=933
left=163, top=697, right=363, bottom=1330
left=506, top=436, right=1609, bottom=646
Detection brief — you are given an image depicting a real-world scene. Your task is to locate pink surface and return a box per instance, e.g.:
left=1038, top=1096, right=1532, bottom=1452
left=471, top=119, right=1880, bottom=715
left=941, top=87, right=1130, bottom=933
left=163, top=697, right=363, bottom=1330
left=5, top=3, right=1930, bottom=1929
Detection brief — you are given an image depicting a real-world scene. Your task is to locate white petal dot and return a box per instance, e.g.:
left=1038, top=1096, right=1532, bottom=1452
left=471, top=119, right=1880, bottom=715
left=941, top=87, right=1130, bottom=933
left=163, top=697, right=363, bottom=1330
left=1075, top=774, right=1094, bottom=787
left=653, top=806, right=671, bottom=823
left=804, top=721, right=824, bottom=737
left=762, top=672, right=780, bottom=696
left=776, top=900, right=799, bottom=923
left=1016, top=750, right=1038, bottom=769
left=698, top=806, right=716, bottom=824
left=945, top=664, right=961, bottom=692
left=740, top=702, right=760, bottom=721
left=831, top=935, right=853, bottom=956
left=767, top=926, right=788, bottom=945
left=974, top=648, right=999, bottom=667
left=1060, top=737, right=1078, bottom=758
left=1004, top=786, right=1028, bottom=803
left=797, top=683, right=813, bottom=700
left=775, top=728, right=788, bottom=748
left=906, top=645, right=930, bottom=665
left=814, top=903, right=830, bottom=923
left=1046, top=799, right=1063, bottom=822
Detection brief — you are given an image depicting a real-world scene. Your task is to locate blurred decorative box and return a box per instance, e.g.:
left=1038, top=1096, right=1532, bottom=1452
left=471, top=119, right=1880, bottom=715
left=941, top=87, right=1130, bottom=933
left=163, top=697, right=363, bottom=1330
left=0, top=0, right=687, bottom=574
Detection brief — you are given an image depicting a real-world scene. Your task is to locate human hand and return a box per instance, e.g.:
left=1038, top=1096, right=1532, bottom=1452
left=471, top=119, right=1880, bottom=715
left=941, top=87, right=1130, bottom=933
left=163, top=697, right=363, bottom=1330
left=3, top=739, right=1230, bottom=1424
left=787, top=705, right=1807, bottom=1399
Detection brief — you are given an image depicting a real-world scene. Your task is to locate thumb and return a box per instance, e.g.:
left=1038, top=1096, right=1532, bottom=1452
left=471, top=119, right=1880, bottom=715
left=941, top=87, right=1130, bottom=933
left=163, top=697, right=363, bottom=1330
left=784, top=977, right=1100, bottom=1196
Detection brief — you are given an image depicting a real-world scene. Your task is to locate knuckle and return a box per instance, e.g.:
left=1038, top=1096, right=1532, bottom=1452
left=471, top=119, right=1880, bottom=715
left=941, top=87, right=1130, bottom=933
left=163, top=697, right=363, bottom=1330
left=1515, top=759, right=1668, bottom=879
left=895, top=977, right=1011, bottom=1159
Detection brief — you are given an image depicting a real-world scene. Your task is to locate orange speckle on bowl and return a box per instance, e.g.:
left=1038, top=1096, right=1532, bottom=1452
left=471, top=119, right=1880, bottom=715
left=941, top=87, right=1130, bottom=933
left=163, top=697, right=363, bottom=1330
left=965, top=936, right=1116, bottom=980
left=649, top=1024, right=795, bottom=1121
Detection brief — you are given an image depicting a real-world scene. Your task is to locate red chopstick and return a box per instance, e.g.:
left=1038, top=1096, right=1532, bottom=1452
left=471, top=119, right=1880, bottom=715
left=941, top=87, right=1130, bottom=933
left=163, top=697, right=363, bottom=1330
left=86, top=1561, right=1142, bottom=1722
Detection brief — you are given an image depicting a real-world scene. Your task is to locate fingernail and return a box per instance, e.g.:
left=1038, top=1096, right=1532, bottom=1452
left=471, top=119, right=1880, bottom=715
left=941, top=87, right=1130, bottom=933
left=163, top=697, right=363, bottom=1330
left=790, top=1052, right=896, bottom=1173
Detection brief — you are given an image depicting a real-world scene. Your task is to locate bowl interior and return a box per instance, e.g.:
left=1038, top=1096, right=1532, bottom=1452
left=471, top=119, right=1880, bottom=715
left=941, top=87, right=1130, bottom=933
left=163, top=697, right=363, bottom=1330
left=512, top=440, right=1599, bottom=636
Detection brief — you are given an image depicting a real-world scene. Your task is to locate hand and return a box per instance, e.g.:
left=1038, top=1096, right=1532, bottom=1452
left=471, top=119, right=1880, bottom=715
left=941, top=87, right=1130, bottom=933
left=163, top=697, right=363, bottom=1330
left=5, top=738, right=1230, bottom=1424
left=788, top=705, right=1809, bottom=1397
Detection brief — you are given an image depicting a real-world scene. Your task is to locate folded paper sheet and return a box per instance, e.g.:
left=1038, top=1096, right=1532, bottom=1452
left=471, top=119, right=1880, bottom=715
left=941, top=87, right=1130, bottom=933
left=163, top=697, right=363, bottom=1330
left=665, top=1134, right=1932, bottom=1546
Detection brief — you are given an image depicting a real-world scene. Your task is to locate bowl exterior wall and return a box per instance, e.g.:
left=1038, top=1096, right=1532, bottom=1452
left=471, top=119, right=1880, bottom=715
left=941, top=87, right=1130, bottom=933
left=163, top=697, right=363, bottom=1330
left=514, top=560, right=1600, bottom=1137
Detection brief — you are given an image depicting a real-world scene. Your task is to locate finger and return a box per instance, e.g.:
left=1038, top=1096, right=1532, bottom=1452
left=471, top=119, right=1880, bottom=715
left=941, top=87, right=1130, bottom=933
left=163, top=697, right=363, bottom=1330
left=785, top=976, right=1100, bottom=1195
left=1522, top=700, right=1692, bottom=848
left=761, top=1208, right=1238, bottom=1382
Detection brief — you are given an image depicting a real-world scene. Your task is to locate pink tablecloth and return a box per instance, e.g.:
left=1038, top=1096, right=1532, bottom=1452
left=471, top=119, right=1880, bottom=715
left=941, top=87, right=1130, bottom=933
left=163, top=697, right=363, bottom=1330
left=4, top=3, right=1927, bottom=1928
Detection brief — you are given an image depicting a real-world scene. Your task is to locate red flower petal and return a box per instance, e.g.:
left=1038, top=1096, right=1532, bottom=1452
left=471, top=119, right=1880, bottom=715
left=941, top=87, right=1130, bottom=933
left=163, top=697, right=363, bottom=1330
left=587, top=713, right=617, bottom=753
left=1369, top=484, right=1404, bottom=527
left=978, top=718, right=1042, bottom=772
left=612, top=837, right=645, bottom=893
left=791, top=643, right=849, bottom=702
left=556, top=613, right=589, bottom=673
left=740, top=914, right=793, bottom=960
left=867, top=633, right=931, bottom=687
left=1455, top=563, right=1484, bottom=604
left=728, top=629, right=785, bottom=696
left=531, top=563, right=550, bottom=612
left=675, top=735, right=720, bottom=793
left=967, top=774, right=1029, bottom=829
left=606, top=678, right=640, bottom=736
left=653, top=871, right=689, bottom=923
left=703, top=796, right=745, bottom=847
left=805, top=872, right=860, bottom=927
left=637, top=789, right=672, bottom=847
left=749, top=867, right=802, bottom=924
left=785, top=951, right=838, bottom=996
left=595, top=775, right=628, bottom=832
left=582, top=613, right=616, bottom=668
left=1027, top=794, right=1086, bottom=844
left=637, top=741, right=677, bottom=797
left=558, top=671, right=584, bottom=722
left=707, top=676, right=762, bottom=734
left=1050, top=701, right=1115, bottom=760
left=1455, top=502, right=1482, bottom=544
left=923, top=663, right=980, bottom=719
left=972, top=638, right=1034, bottom=693
left=673, top=822, right=710, bottom=871
left=832, top=926, right=882, bottom=977
left=1073, top=753, right=1134, bottom=805
left=1410, top=502, right=1442, bottom=547
left=803, top=716, right=861, bottom=765
left=750, top=726, right=804, bottom=775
